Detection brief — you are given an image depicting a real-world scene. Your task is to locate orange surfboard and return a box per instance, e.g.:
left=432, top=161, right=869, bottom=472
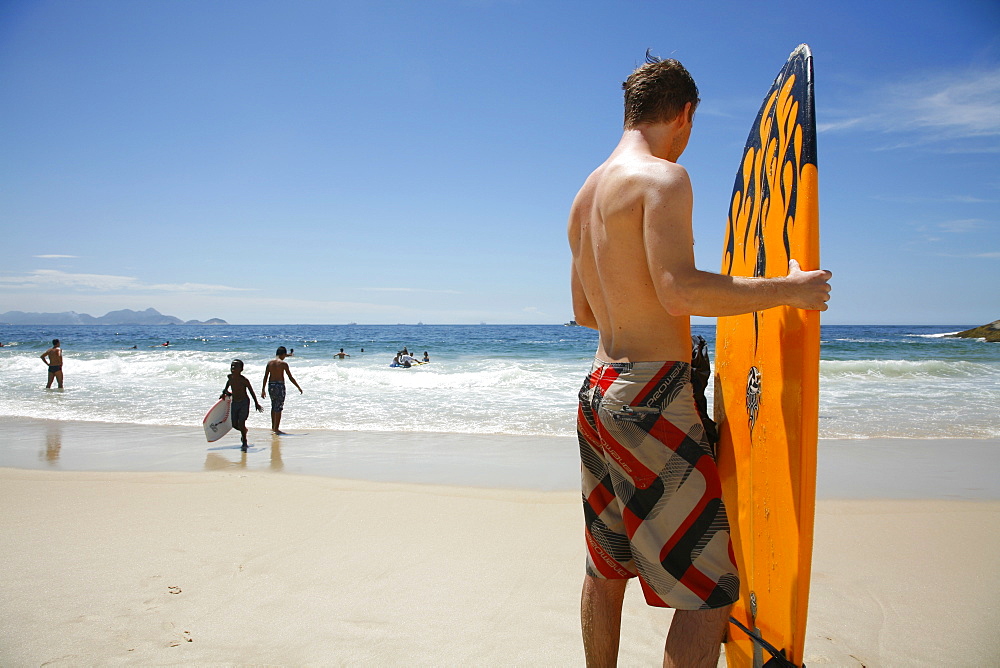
left=714, top=44, right=820, bottom=668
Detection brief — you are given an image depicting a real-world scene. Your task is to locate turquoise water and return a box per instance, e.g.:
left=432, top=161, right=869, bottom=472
left=1, top=324, right=996, bottom=439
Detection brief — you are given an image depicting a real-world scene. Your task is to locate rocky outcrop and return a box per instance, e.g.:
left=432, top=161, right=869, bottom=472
left=951, top=320, right=1000, bottom=342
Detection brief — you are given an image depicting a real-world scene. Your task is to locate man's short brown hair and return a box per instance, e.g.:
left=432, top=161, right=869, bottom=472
left=622, top=51, right=700, bottom=129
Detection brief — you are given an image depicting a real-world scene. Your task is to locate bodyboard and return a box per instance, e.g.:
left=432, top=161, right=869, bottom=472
left=714, top=44, right=820, bottom=668
left=203, top=396, right=233, bottom=443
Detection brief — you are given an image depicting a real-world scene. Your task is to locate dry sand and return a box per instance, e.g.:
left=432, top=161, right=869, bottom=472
left=2, top=464, right=999, bottom=666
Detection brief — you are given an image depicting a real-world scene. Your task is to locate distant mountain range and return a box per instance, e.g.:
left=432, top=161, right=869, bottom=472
left=0, top=308, right=228, bottom=326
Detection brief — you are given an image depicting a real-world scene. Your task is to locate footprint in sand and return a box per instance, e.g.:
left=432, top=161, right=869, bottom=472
left=168, top=631, right=193, bottom=647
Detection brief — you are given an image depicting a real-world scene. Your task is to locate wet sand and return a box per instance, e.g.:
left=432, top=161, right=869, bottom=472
left=2, top=416, right=999, bottom=498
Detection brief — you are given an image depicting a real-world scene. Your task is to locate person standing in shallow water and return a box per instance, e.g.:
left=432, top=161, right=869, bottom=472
left=568, top=54, right=831, bottom=667
left=40, top=339, right=64, bottom=389
left=261, top=346, right=302, bottom=435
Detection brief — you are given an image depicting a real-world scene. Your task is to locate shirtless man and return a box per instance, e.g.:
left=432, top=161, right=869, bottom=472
left=40, top=339, right=64, bottom=389
left=568, top=56, right=831, bottom=668
left=261, top=346, right=302, bottom=434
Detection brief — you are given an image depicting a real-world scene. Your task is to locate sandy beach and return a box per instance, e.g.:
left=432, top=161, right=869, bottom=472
left=1, top=420, right=999, bottom=666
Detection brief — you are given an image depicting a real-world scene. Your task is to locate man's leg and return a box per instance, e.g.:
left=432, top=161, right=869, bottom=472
left=46, top=371, right=54, bottom=389
left=663, top=605, right=732, bottom=668
left=581, top=574, right=628, bottom=668
left=271, top=410, right=280, bottom=433
left=54, top=369, right=63, bottom=388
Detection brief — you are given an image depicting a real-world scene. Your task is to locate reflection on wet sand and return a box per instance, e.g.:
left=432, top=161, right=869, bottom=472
left=204, top=433, right=284, bottom=473
left=42, top=422, right=62, bottom=464
left=269, top=434, right=284, bottom=471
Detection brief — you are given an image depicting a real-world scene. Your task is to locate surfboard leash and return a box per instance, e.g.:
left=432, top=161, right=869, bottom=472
left=728, top=617, right=803, bottom=668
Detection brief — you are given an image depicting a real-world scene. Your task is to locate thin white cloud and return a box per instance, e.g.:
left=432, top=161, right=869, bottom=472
left=937, top=218, right=987, bottom=233
left=931, top=251, right=1000, bottom=258
left=33, top=254, right=79, bottom=259
left=0, top=269, right=249, bottom=293
left=871, top=194, right=998, bottom=204
left=360, top=287, right=463, bottom=295
left=144, top=282, right=251, bottom=292
left=820, top=67, right=1000, bottom=150
left=816, top=117, right=867, bottom=133
left=906, top=71, right=1000, bottom=137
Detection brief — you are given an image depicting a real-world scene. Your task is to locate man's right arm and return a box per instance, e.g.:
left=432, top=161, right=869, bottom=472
left=261, top=367, right=270, bottom=397
left=658, top=256, right=833, bottom=316
left=642, top=168, right=831, bottom=316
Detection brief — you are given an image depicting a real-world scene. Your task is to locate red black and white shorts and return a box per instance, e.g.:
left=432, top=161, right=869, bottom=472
left=577, top=359, right=739, bottom=610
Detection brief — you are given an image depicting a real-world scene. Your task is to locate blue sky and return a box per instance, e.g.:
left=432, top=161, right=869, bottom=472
left=1, top=0, right=997, bottom=325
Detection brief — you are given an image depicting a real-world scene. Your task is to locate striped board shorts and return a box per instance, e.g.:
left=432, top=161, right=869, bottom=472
left=577, top=359, right=739, bottom=610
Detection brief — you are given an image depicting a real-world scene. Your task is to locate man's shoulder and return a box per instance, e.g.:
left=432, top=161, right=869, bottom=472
left=596, top=155, right=689, bottom=200
left=578, top=157, right=688, bottom=224
left=618, top=153, right=687, bottom=182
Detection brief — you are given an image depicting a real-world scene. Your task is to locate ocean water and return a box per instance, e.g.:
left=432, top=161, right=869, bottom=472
left=0, top=324, right=997, bottom=439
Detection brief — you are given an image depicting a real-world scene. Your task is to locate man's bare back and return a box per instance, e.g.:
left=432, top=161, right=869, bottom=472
left=264, top=358, right=288, bottom=382
left=570, top=117, right=831, bottom=364
left=569, top=140, right=696, bottom=362
left=42, top=345, right=63, bottom=367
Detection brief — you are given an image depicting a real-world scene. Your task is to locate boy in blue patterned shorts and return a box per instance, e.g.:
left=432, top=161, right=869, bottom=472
left=261, top=346, right=302, bottom=435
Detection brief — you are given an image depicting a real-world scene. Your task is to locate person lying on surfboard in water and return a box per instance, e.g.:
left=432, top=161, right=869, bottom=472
left=220, top=359, right=263, bottom=451
left=261, top=346, right=302, bottom=435
left=567, top=53, right=831, bottom=668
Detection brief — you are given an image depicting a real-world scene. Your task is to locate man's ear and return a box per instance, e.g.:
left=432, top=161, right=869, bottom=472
left=678, top=101, right=694, bottom=126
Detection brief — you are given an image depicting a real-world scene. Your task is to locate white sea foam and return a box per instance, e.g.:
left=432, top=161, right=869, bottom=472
left=909, top=332, right=962, bottom=338
left=0, top=350, right=586, bottom=436
left=1, top=324, right=997, bottom=439
left=820, top=359, right=993, bottom=378
left=818, top=358, right=1000, bottom=439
